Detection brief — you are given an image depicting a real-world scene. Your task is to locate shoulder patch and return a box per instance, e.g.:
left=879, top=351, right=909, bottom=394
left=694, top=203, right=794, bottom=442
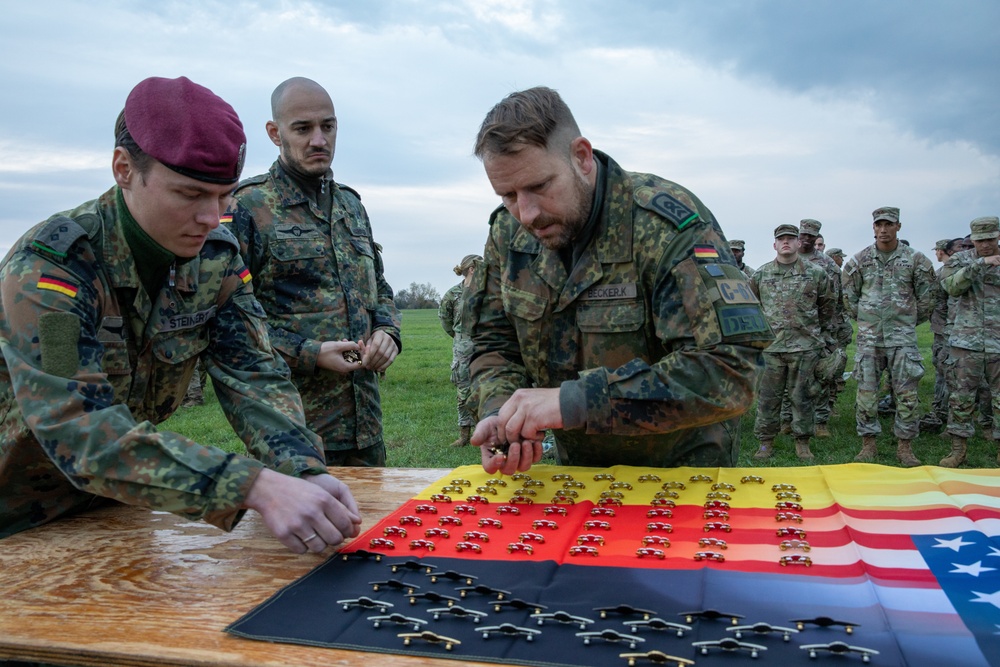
left=647, top=192, right=700, bottom=230
left=205, top=224, right=239, bottom=251
left=235, top=172, right=269, bottom=193
left=336, top=182, right=362, bottom=201
left=30, top=216, right=88, bottom=260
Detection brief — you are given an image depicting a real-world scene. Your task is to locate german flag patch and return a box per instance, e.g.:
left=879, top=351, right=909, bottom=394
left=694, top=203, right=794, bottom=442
left=37, top=274, right=79, bottom=298
left=238, top=268, right=252, bottom=284
left=219, top=214, right=233, bottom=224
left=693, top=245, right=719, bottom=260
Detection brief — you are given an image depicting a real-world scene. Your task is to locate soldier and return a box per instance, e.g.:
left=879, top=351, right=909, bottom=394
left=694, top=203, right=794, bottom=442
left=940, top=217, right=1000, bottom=466
left=439, top=254, right=482, bottom=447
left=797, top=219, right=851, bottom=436
left=729, top=239, right=755, bottom=279
left=751, top=225, right=837, bottom=460
left=226, top=77, right=401, bottom=467
left=0, top=77, right=360, bottom=551
left=815, top=235, right=826, bottom=252
left=466, top=86, right=773, bottom=475
left=826, top=248, right=845, bottom=268
left=843, top=206, right=936, bottom=466
left=920, top=238, right=961, bottom=433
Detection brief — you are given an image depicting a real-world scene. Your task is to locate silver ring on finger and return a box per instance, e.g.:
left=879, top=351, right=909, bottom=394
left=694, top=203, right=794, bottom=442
left=302, top=533, right=320, bottom=543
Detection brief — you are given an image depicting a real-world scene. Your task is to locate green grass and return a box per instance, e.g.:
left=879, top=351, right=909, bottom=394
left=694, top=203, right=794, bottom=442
left=161, top=311, right=998, bottom=469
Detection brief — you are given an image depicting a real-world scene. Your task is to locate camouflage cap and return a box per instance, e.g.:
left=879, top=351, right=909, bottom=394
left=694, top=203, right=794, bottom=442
left=774, top=224, right=799, bottom=239
left=729, top=239, right=746, bottom=251
left=798, top=219, right=822, bottom=236
left=872, top=206, right=900, bottom=223
left=935, top=239, right=951, bottom=251
left=826, top=248, right=845, bottom=258
left=969, top=216, right=1000, bottom=241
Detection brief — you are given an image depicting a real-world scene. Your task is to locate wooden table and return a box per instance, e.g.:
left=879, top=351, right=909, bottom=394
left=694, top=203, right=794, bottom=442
left=0, top=467, right=500, bottom=667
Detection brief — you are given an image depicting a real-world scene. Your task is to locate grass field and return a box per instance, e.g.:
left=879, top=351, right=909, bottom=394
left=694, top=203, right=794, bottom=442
left=161, top=309, right=998, bottom=469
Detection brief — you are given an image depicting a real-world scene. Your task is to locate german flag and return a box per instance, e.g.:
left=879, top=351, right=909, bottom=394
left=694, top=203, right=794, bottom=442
left=693, top=245, right=719, bottom=260
left=238, top=268, right=252, bottom=284
left=219, top=214, right=233, bottom=225
left=36, top=274, right=78, bottom=298
left=229, top=464, right=1000, bottom=666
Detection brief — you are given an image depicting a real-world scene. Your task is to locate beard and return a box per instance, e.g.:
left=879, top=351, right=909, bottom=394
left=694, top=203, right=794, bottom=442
left=527, top=174, right=594, bottom=250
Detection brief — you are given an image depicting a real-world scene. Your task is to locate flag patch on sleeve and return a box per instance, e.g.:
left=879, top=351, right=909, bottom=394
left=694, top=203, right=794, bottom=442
left=36, top=274, right=78, bottom=298
left=238, top=268, right=252, bottom=284
left=219, top=214, right=233, bottom=224
left=693, top=245, right=719, bottom=260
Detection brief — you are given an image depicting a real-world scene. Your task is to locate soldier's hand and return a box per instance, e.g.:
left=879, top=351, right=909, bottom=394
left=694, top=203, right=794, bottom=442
left=471, top=416, right=542, bottom=475
left=981, top=255, right=1000, bottom=267
left=497, top=388, right=562, bottom=445
left=244, top=468, right=362, bottom=554
left=361, top=329, right=399, bottom=372
left=317, top=340, right=363, bottom=373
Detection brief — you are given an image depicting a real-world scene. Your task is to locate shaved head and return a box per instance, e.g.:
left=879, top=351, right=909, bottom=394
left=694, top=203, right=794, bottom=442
left=270, top=77, right=331, bottom=122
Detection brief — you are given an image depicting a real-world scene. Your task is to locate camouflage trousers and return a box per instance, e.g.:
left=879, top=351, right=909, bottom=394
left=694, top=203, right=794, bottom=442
left=324, top=444, right=386, bottom=467
left=945, top=347, right=1000, bottom=440
left=755, top=350, right=823, bottom=440
left=854, top=345, right=924, bottom=440
left=451, top=343, right=475, bottom=427
left=930, top=333, right=950, bottom=422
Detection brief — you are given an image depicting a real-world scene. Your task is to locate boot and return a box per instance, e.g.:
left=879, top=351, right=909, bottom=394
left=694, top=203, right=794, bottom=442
left=939, top=437, right=967, bottom=468
left=896, top=439, right=920, bottom=468
left=450, top=426, right=472, bottom=448
left=753, top=441, right=774, bottom=460
left=794, top=438, right=814, bottom=460
left=854, top=436, right=877, bottom=462
left=815, top=423, right=831, bottom=438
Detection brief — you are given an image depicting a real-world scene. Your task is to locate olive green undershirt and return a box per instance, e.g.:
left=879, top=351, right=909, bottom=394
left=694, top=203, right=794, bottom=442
left=115, top=186, right=176, bottom=297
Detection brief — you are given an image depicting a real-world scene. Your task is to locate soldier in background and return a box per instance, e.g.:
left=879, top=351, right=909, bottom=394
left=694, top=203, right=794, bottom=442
left=729, top=239, right=755, bottom=278
left=843, top=207, right=936, bottom=466
left=467, top=86, right=772, bottom=474
left=227, top=77, right=401, bottom=467
left=920, top=238, right=961, bottom=433
left=751, top=224, right=836, bottom=460
left=797, top=219, right=851, bottom=436
left=940, top=217, right=1000, bottom=466
left=815, top=235, right=826, bottom=252
left=826, top=248, right=845, bottom=268
left=439, top=254, right=482, bottom=447
left=0, top=76, right=360, bottom=551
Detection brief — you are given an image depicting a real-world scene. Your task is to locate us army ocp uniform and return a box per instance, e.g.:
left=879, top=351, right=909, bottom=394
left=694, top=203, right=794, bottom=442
left=468, top=151, right=773, bottom=468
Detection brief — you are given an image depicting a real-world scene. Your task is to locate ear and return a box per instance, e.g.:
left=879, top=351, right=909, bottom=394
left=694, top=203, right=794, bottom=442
left=111, top=147, right=134, bottom=189
left=569, top=136, right=595, bottom=179
left=266, top=120, right=281, bottom=148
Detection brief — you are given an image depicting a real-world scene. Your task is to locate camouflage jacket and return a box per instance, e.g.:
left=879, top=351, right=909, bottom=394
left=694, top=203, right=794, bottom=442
left=941, top=249, right=1000, bottom=353
left=800, top=249, right=852, bottom=346
left=228, top=161, right=401, bottom=451
left=439, top=282, right=473, bottom=367
left=929, top=264, right=949, bottom=336
left=737, top=262, right=756, bottom=281
left=467, top=151, right=773, bottom=468
left=750, top=258, right=836, bottom=353
left=843, top=242, right=936, bottom=349
left=0, top=187, right=326, bottom=539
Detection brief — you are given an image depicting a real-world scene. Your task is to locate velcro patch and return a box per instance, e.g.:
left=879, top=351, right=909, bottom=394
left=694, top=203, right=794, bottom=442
left=649, top=193, right=699, bottom=229
left=39, top=312, right=81, bottom=377
left=580, top=283, right=637, bottom=300
left=718, top=305, right=770, bottom=337
left=704, top=264, right=725, bottom=277
left=716, top=279, right=759, bottom=304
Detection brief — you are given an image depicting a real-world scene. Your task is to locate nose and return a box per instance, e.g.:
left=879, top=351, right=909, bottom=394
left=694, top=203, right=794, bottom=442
left=514, top=192, right=540, bottom=226
left=195, top=200, right=224, bottom=229
left=309, top=128, right=328, bottom=147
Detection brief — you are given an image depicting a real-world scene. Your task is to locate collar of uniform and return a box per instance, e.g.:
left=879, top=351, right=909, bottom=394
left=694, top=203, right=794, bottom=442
left=270, top=159, right=334, bottom=209
left=101, top=186, right=143, bottom=291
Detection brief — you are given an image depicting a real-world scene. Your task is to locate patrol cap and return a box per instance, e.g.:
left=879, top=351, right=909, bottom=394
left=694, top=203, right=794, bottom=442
left=798, top=219, right=822, bottom=236
left=873, top=206, right=900, bottom=224
left=774, top=224, right=799, bottom=239
left=826, top=248, right=845, bottom=258
left=729, top=239, right=746, bottom=251
left=935, top=239, right=951, bottom=251
left=124, top=76, right=246, bottom=185
left=969, top=216, right=1000, bottom=241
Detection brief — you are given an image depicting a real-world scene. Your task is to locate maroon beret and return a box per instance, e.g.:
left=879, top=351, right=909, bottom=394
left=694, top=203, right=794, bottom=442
left=124, top=76, right=246, bottom=185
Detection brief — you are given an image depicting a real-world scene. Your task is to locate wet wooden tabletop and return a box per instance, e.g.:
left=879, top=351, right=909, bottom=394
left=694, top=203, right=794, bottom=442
left=0, top=467, right=504, bottom=667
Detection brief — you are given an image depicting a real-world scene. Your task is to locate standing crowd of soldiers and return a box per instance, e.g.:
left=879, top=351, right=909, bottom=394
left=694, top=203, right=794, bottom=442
left=736, top=210, right=1000, bottom=468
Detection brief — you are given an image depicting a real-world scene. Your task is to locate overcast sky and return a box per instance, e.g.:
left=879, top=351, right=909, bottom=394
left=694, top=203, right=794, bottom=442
left=2, top=0, right=997, bottom=296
